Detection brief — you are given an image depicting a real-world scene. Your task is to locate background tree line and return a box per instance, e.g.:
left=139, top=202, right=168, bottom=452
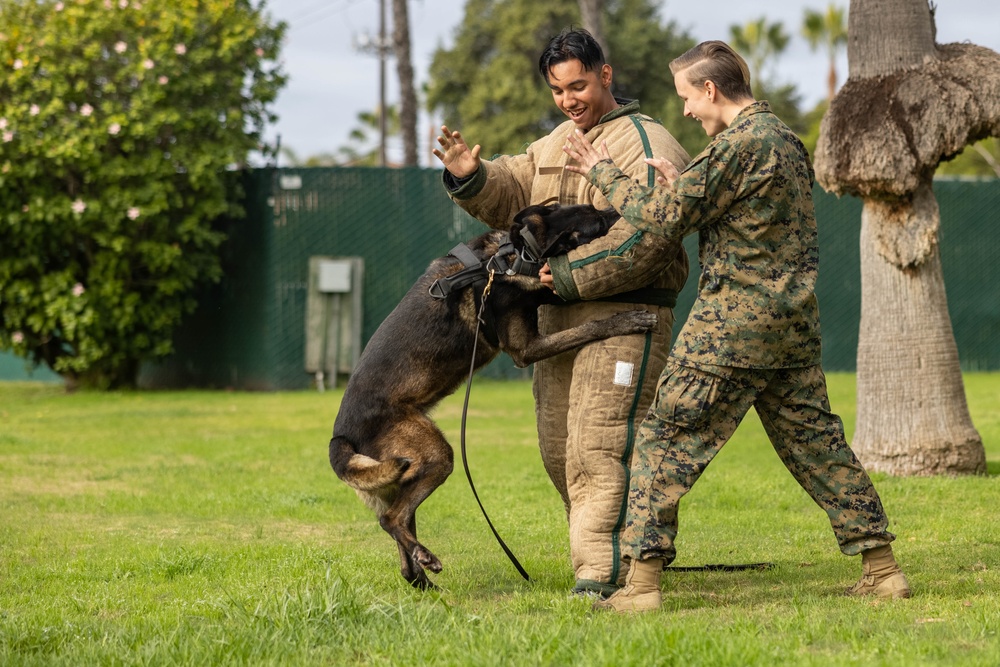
left=305, top=0, right=998, bottom=178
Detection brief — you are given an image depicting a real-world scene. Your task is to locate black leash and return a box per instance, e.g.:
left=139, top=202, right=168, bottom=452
left=666, top=562, right=775, bottom=572
left=459, top=269, right=531, bottom=582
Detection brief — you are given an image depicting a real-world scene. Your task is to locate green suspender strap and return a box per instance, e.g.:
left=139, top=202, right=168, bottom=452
left=571, top=115, right=676, bottom=308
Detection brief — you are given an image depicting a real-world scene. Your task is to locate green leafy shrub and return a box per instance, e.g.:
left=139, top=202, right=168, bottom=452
left=0, top=0, right=286, bottom=388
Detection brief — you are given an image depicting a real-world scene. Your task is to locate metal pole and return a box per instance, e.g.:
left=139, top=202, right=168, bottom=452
left=378, top=0, right=387, bottom=167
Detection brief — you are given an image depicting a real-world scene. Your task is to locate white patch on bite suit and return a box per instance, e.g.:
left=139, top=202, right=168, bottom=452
left=613, top=361, right=634, bottom=387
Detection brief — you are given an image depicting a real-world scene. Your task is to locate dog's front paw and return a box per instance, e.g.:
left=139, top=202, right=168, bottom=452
left=612, top=310, right=658, bottom=333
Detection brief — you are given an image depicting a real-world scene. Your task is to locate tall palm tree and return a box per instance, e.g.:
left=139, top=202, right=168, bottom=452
left=578, top=0, right=610, bottom=60
left=814, top=0, right=1000, bottom=475
left=392, top=0, right=418, bottom=166
left=729, top=17, right=790, bottom=94
left=802, top=4, right=849, bottom=101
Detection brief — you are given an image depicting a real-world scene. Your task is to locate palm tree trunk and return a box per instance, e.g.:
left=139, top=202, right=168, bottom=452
left=392, top=0, right=418, bottom=166
left=577, top=0, right=609, bottom=61
left=854, top=183, right=985, bottom=475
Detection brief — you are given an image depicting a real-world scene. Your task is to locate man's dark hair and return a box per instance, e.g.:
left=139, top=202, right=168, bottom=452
left=538, top=27, right=605, bottom=82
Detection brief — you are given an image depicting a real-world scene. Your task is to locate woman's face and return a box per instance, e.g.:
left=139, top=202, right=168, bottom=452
left=674, top=69, right=727, bottom=137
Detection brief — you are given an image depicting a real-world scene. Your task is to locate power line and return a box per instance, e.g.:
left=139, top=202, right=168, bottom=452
left=286, top=0, right=365, bottom=32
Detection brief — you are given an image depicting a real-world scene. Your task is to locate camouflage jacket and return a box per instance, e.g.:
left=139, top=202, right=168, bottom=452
left=586, top=101, right=823, bottom=369
left=445, top=100, right=690, bottom=302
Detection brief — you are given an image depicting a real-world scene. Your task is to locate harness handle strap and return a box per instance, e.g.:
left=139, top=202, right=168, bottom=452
left=429, top=242, right=489, bottom=299
left=449, top=242, right=481, bottom=268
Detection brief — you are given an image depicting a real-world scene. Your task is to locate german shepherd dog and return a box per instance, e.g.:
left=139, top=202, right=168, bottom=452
left=328, top=203, right=656, bottom=589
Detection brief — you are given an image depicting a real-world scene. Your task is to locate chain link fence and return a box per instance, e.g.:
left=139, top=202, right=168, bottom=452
left=107, top=169, right=998, bottom=388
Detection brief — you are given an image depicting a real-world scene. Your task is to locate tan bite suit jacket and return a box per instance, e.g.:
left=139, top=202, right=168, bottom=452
left=445, top=100, right=690, bottom=590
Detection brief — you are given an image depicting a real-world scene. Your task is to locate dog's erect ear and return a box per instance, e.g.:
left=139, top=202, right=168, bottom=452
left=510, top=203, right=621, bottom=257
left=512, top=202, right=560, bottom=226
left=511, top=203, right=562, bottom=253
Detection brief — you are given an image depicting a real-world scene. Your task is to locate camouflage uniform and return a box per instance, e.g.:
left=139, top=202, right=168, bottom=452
left=583, top=101, right=895, bottom=563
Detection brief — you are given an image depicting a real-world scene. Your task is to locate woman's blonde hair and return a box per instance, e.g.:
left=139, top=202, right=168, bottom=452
left=669, top=41, right=753, bottom=101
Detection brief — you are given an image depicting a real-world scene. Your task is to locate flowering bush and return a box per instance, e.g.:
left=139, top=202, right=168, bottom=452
left=0, top=0, right=286, bottom=388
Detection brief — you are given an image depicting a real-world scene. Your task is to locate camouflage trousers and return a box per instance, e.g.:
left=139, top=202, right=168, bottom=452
left=623, top=359, right=895, bottom=564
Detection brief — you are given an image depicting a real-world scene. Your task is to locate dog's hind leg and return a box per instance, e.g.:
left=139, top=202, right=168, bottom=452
left=394, top=532, right=432, bottom=589
left=377, top=414, right=454, bottom=589
left=395, top=514, right=435, bottom=589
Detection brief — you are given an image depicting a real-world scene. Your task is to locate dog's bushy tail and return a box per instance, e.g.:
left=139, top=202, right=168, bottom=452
left=329, top=436, right=410, bottom=492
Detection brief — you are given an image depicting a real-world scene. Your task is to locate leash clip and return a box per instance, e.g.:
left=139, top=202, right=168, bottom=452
left=477, top=269, right=495, bottom=326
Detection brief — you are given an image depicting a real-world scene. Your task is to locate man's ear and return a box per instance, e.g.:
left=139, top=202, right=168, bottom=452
left=601, top=63, right=613, bottom=89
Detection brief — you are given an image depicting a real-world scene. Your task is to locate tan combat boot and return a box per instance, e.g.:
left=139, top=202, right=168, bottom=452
left=592, top=558, right=664, bottom=613
left=845, top=545, right=911, bottom=599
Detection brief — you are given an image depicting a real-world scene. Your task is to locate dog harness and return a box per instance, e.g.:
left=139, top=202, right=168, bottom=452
left=427, top=232, right=546, bottom=300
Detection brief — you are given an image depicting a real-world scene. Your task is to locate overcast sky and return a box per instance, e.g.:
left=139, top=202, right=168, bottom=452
left=262, top=0, right=1000, bottom=167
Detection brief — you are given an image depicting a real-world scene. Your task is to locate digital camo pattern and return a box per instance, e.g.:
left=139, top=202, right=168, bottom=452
left=589, top=101, right=824, bottom=369
left=621, top=361, right=894, bottom=563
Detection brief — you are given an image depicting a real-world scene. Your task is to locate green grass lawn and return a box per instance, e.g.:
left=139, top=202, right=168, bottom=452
left=1, top=374, right=998, bottom=666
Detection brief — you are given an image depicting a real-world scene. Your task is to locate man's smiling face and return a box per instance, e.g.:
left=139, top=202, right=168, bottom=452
left=546, top=59, right=615, bottom=132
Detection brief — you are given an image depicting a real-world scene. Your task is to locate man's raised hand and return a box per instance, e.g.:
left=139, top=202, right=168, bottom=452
left=432, top=125, right=481, bottom=179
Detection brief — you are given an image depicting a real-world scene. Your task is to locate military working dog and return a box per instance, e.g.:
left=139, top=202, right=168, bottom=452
left=328, top=203, right=657, bottom=589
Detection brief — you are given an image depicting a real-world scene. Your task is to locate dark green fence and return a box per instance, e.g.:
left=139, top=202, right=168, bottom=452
left=139, top=168, right=492, bottom=389
left=133, top=168, right=999, bottom=390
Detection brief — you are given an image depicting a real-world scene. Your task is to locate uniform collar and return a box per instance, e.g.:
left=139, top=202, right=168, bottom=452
left=731, top=100, right=772, bottom=124
left=597, top=98, right=640, bottom=125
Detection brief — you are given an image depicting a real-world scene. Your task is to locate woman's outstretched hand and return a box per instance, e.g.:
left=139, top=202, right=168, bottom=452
left=562, top=129, right=613, bottom=175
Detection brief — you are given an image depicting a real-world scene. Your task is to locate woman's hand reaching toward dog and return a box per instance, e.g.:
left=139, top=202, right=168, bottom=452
left=644, top=157, right=681, bottom=187
left=563, top=128, right=681, bottom=189
left=562, top=130, right=613, bottom=175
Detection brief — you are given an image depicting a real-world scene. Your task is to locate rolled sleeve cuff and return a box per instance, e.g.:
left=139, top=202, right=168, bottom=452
left=443, top=164, right=488, bottom=199
left=548, top=254, right=580, bottom=301
left=588, top=160, right=621, bottom=191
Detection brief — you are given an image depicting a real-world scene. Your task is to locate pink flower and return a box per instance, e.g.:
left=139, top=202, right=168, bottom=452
left=72, top=199, right=86, bottom=214
left=0, top=118, right=6, bottom=129
left=174, top=43, right=186, bottom=55
left=72, top=283, right=85, bottom=297
left=108, top=122, right=121, bottom=135
left=255, top=47, right=264, bottom=57
left=13, top=59, right=22, bottom=70
left=80, top=104, right=93, bottom=117
left=127, top=207, right=140, bottom=220
left=12, top=331, right=24, bottom=344
left=2, top=131, right=12, bottom=143
left=143, top=58, right=155, bottom=69
left=119, top=0, right=128, bottom=7
left=55, top=2, right=64, bottom=10
left=104, top=0, right=112, bottom=8
left=157, top=75, right=169, bottom=85
left=114, top=41, right=127, bottom=54
left=29, top=104, right=40, bottom=116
